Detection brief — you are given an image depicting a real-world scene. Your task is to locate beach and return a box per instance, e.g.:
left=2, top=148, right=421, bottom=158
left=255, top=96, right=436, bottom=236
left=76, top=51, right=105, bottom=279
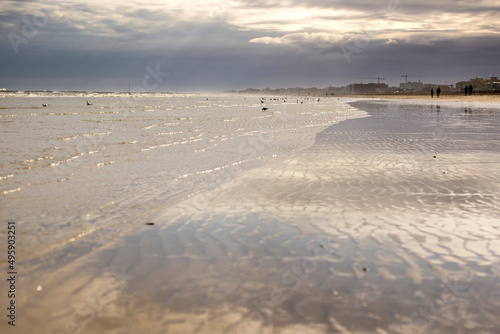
left=1, top=95, right=500, bottom=333
left=344, top=94, right=500, bottom=103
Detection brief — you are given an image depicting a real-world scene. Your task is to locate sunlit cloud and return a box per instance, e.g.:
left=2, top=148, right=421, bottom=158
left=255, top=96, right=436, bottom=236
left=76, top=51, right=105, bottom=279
left=250, top=32, right=345, bottom=47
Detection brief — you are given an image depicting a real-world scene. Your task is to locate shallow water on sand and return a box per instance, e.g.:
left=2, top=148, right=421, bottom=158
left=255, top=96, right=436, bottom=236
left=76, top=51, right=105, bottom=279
left=0, top=94, right=360, bottom=259
left=2, top=98, right=500, bottom=333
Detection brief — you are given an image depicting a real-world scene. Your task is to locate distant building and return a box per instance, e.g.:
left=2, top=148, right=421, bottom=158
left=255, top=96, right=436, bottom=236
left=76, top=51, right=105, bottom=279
left=325, top=86, right=349, bottom=95
left=399, top=81, right=424, bottom=92
left=347, top=83, right=389, bottom=94
left=456, top=77, right=500, bottom=91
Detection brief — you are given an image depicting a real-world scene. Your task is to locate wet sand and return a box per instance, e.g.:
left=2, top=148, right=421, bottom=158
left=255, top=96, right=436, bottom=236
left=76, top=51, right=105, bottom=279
left=3, top=98, right=500, bottom=333
left=346, top=93, right=500, bottom=104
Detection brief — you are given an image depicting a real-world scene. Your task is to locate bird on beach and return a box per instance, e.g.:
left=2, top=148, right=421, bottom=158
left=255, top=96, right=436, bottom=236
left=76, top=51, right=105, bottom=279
left=262, top=107, right=269, bottom=111
left=42, top=104, right=48, bottom=107
left=86, top=101, right=92, bottom=105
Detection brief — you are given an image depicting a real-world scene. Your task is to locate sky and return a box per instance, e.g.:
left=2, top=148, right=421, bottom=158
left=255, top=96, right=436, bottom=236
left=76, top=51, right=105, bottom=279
left=1, top=0, right=499, bottom=92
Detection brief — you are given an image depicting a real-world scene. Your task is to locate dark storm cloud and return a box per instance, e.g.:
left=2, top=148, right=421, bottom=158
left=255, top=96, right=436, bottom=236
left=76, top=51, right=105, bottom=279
left=0, top=0, right=499, bottom=91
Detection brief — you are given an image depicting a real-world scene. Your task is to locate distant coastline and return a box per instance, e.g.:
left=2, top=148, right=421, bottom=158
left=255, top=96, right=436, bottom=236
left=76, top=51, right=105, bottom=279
left=2, top=87, right=500, bottom=103
left=226, top=87, right=500, bottom=97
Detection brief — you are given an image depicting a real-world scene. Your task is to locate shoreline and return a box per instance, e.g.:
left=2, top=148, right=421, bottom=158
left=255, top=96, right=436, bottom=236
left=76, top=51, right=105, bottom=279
left=343, top=93, right=500, bottom=103
left=3, top=90, right=500, bottom=106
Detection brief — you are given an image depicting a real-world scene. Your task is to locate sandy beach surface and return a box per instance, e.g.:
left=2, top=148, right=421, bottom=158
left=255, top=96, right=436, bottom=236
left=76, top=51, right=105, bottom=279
left=1, top=96, right=499, bottom=333
left=345, top=93, right=500, bottom=104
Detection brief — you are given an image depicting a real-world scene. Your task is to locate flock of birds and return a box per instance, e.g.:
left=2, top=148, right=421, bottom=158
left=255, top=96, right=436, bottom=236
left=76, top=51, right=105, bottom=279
left=260, top=97, right=320, bottom=111
left=41, top=98, right=322, bottom=111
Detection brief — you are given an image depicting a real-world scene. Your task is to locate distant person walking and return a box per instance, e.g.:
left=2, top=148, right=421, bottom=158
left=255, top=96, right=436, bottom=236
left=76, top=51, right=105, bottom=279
left=431, top=89, right=434, bottom=98
left=465, top=86, right=468, bottom=96
left=436, top=87, right=441, bottom=98
left=469, top=85, right=473, bottom=96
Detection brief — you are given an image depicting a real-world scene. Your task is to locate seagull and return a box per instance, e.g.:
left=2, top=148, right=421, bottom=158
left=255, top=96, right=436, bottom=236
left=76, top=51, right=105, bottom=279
left=262, top=107, right=269, bottom=111
left=86, top=101, right=92, bottom=105
left=42, top=104, right=48, bottom=107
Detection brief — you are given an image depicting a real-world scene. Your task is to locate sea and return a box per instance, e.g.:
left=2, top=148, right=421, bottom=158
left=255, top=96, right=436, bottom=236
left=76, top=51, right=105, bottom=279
left=0, top=92, right=364, bottom=259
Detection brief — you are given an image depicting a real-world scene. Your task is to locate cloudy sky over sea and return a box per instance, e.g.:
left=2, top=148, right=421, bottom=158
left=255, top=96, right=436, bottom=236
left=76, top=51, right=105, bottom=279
left=1, top=0, right=499, bottom=91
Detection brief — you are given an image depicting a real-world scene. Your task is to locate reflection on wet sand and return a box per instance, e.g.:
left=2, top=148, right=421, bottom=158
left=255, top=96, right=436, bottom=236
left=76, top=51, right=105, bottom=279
left=7, top=100, right=500, bottom=334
